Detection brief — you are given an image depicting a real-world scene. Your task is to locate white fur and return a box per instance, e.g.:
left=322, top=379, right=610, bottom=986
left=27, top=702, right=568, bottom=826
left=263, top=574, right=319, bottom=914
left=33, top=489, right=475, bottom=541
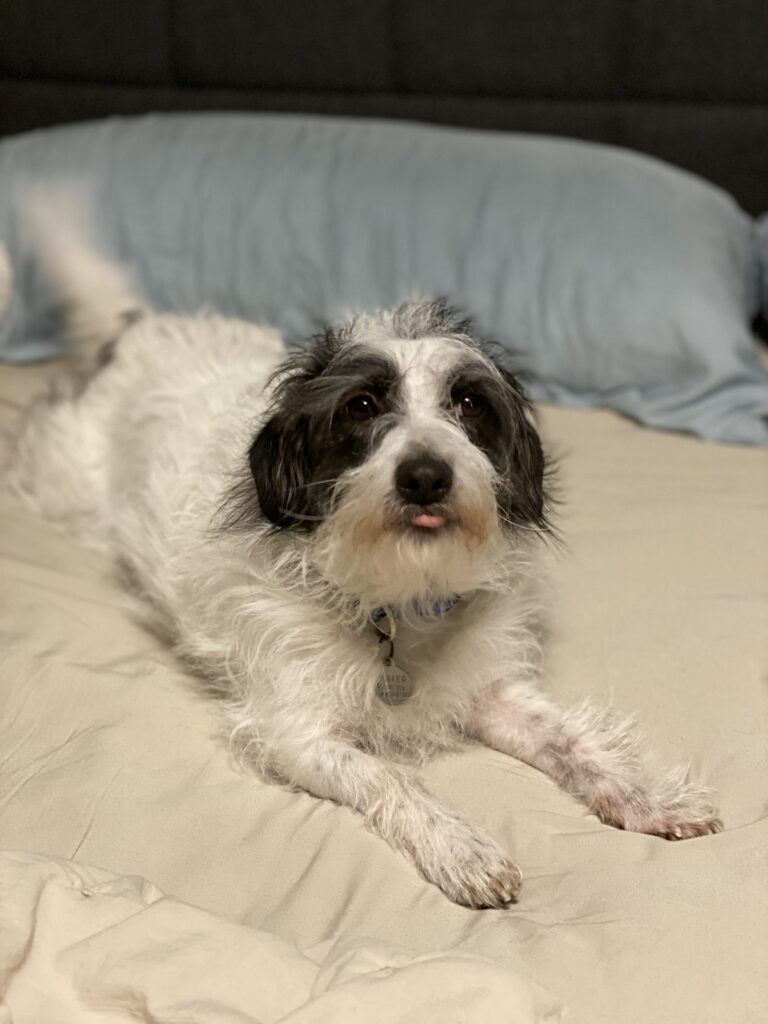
left=11, top=196, right=722, bottom=908
left=20, top=185, right=148, bottom=372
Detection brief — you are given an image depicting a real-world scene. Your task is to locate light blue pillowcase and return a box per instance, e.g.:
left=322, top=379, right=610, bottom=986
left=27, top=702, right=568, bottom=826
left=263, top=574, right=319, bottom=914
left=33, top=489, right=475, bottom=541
left=0, top=113, right=767, bottom=445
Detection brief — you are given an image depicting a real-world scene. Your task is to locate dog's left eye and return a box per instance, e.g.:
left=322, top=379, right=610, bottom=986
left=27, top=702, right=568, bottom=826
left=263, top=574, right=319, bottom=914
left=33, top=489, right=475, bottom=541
left=345, top=394, right=380, bottom=422
left=456, top=393, right=487, bottom=419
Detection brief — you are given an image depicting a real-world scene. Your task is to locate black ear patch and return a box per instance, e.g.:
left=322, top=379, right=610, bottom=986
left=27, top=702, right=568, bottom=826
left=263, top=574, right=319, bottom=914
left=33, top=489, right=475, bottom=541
left=496, top=363, right=555, bottom=533
left=505, top=400, right=547, bottom=526
left=248, top=412, right=316, bottom=528
left=241, top=336, right=400, bottom=532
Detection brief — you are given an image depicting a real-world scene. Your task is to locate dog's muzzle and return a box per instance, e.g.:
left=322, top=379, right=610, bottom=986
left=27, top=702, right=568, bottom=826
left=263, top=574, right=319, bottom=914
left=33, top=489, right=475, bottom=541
left=394, top=455, right=453, bottom=530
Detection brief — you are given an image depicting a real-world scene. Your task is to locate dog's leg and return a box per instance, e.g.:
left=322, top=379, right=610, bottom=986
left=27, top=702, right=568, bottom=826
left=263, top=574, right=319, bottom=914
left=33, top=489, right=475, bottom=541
left=272, top=734, right=522, bottom=908
left=471, top=683, right=722, bottom=839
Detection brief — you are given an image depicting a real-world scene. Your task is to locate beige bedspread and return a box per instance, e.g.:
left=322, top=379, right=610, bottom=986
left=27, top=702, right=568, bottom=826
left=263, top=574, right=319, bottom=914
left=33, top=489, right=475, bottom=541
left=1, top=362, right=766, bottom=1023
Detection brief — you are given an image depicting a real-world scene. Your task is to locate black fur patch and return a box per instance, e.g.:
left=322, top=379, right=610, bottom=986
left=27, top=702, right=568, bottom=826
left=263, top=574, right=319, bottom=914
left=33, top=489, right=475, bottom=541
left=245, top=332, right=400, bottom=530
left=447, top=354, right=552, bottom=533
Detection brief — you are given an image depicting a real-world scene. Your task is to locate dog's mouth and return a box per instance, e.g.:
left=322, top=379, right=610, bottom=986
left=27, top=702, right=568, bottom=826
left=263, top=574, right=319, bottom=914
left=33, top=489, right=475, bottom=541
left=384, top=498, right=495, bottom=548
left=395, top=504, right=455, bottom=535
left=410, top=511, right=446, bottom=529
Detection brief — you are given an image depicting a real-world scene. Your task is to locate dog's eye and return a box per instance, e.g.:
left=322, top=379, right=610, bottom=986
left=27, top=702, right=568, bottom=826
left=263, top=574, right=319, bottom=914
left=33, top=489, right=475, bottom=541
left=345, top=394, right=380, bottom=422
left=456, top=393, right=487, bottom=419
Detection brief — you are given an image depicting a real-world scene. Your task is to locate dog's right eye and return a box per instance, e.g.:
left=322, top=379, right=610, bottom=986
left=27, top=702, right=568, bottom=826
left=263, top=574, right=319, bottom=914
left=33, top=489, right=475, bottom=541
left=345, top=394, right=380, bottom=422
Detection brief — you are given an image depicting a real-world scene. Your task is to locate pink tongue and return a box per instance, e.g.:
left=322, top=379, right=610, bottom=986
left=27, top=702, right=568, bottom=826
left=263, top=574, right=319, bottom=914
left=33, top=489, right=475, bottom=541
left=411, top=512, right=446, bottom=529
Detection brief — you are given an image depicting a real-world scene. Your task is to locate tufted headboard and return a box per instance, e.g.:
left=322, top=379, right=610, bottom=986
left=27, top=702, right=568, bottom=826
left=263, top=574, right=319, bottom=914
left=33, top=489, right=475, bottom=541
left=1, top=0, right=767, bottom=214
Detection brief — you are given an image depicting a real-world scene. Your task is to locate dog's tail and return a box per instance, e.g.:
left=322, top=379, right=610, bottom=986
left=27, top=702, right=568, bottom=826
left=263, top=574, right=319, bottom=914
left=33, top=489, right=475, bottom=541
left=20, top=184, right=149, bottom=368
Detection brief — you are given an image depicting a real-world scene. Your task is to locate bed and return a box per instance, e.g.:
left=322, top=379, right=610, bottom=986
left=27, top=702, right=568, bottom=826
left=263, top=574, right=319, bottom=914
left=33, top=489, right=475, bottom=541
left=1, top=3, right=768, bottom=1022
left=2, top=354, right=766, bottom=1021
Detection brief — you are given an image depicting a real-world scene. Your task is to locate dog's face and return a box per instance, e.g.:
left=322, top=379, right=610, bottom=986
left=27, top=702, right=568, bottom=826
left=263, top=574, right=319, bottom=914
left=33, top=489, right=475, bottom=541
left=248, top=301, right=549, bottom=607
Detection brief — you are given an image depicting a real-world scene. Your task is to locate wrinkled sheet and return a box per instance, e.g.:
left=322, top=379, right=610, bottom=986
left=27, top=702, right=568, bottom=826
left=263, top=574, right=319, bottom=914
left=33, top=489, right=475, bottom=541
left=1, top=362, right=767, bottom=1023
left=0, top=853, right=554, bottom=1023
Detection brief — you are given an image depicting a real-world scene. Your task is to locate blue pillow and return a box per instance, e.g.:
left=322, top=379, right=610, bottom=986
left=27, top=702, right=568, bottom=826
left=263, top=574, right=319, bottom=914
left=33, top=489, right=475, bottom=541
left=1, top=113, right=767, bottom=445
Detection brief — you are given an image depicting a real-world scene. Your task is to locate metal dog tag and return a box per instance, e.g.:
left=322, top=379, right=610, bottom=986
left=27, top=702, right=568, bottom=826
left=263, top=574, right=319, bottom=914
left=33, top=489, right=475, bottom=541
left=377, top=657, right=414, bottom=705
left=371, top=607, right=414, bottom=705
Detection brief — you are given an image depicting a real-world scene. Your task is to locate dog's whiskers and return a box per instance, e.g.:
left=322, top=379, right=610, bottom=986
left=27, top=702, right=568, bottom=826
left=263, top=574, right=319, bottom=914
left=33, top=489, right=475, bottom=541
left=496, top=509, right=549, bottom=536
left=278, top=508, right=328, bottom=522
left=294, top=478, right=340, bottom=490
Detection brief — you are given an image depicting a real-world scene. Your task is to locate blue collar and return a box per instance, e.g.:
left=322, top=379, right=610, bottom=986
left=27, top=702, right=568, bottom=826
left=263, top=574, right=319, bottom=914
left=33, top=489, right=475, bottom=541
left=369, top=596, right=461, bottom=632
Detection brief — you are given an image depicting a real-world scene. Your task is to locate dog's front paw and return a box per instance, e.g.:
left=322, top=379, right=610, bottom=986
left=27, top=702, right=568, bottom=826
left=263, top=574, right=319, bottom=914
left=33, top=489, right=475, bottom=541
left=593, top=774, right=722, bottom=840
left=414, top=819, right=522, bottom=909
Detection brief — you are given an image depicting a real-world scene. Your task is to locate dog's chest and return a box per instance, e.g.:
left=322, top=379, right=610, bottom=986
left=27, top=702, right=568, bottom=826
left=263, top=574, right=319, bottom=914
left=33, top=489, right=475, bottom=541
left=366, top=613, right=489, bottom=714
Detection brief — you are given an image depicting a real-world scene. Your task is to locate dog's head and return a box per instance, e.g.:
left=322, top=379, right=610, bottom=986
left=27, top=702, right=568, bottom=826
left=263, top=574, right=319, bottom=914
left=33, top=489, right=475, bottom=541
left=247, top=300, right=551, bottom=607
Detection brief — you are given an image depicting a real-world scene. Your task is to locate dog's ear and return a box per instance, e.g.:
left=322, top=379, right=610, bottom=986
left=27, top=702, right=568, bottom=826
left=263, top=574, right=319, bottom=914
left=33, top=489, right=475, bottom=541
left=249, top=413, right=314, bottom=528
left=493, top=365, right=549, bottom=528
left=507, top=404, right=547, bottom=525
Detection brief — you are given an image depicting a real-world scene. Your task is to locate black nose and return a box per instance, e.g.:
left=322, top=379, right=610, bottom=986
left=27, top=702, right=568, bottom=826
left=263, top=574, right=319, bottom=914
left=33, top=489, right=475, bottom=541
left=395, top=456, right=453, bottom=505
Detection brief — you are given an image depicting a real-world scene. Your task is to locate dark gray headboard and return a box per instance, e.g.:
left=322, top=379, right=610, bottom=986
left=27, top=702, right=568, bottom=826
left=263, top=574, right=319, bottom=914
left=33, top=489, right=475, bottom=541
left=2, top=0, right=767, bottom=214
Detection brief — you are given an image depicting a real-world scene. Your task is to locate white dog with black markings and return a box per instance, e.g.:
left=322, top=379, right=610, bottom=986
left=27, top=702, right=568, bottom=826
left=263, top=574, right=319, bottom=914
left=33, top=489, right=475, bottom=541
left=13, top=194, right=721, bottom=908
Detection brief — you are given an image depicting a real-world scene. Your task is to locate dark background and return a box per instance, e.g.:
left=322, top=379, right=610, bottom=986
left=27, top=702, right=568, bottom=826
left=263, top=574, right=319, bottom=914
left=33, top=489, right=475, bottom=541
left=1, top=0, right=767, bottom=214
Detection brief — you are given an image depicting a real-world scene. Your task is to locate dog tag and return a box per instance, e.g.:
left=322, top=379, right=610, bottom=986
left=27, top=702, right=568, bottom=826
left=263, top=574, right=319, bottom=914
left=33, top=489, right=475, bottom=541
left=377, top=657, right=414, bottom=705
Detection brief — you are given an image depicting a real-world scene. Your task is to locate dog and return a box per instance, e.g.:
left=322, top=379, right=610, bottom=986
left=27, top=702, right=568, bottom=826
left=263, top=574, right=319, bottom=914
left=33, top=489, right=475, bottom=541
left=12, top=193, right=721, bottom=908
